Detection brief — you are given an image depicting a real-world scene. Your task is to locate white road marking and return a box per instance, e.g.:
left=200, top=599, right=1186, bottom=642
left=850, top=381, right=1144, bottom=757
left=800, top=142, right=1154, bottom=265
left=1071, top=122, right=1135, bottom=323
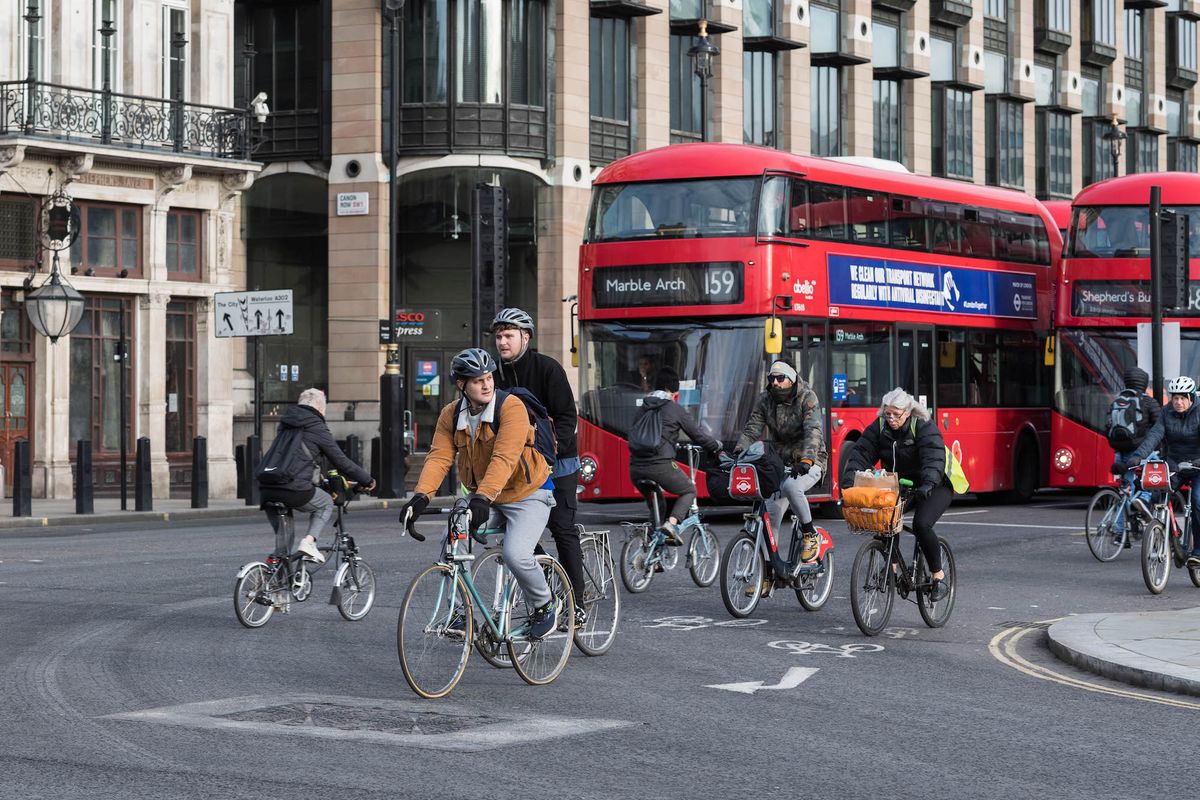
left=940, top=510, right=990, bottom=517
left=948, top=521, right=1083, bottom=531
left=706, top=666, right=819, bottom=695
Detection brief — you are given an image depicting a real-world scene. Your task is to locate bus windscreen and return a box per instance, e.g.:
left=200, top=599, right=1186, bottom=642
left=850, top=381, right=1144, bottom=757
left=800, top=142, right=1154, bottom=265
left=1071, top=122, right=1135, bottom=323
left=587, top=178, right=758, bottom=242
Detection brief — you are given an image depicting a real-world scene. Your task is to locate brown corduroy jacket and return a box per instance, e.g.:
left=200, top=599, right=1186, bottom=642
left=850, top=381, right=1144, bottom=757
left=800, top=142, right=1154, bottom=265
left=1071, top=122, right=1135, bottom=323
left=413, top=393, right=551, bottom=503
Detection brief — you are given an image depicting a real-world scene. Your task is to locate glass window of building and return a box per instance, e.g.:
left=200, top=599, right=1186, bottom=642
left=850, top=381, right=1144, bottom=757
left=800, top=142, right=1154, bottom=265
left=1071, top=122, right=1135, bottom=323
left=744, top=50, right=778, bottom=147
left=933, top=88, right=973, bottom=180
left=985, top=0, right=1006, bottom=19
left=1167, top=92, right=1198, bottom=171
left=509, top=0, right=545, bottom=105
left=669, top=34, right=702, bottom=141
left=986, top=98, right=1024, bottom=188
left=1081, top=67, right=1114, bottom=185
left=70, top=203, right=142, bottom=278
left=1082, top=0, right=1116, bottom=48
left=162, top=2, right=189, bottom=100
left=873, top=12, right=899, bottom=69
left=810, top=1, right=839, bottom=55
left=590, top=15, right=632, bottom=165
left=1129, top=131, right=1159, bottom=174
left=91, top=0, right=120, bottom=91
left=1038, top=0, right=1070, bottom=33
left=0, top=196, right=38, bottom=269
left=1126, top=8, right=1144, bottom=60
left=744, top=0, right=773, bottom=37
left=166, top=209, right=200, bottom=281
left=400, top=0, right=449, bottom=104
left=873, top=79, right=901, bottom=162
left=21, top=0, right=49, bottom=81
left=1170, top=15, right=1199, bottom=73
left=70, top=296, right=133, bottom=456
left=811, top=65, right=843, bottom=156
left=164, top=300, right=196, bottom=455
left=457, top=0, right=504, bottom=103
left=1036, top=109, right=1072, bottom=198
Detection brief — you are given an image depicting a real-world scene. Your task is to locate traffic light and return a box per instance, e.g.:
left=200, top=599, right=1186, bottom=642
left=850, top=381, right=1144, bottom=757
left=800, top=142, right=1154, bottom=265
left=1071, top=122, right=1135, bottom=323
left=1160, top=209, right=1190, bottom=311
left=472, top=183, right=508, bottom=340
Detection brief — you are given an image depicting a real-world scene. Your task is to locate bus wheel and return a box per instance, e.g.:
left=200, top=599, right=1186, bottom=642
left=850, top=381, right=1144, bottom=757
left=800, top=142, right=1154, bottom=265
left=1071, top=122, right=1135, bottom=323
left=998, top=440, right=1039, bottom=504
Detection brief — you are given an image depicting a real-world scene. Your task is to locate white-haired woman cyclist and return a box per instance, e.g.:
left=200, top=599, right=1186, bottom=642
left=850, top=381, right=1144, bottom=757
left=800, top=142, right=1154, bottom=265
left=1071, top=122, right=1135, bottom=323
left=839, top=388, right=951, bottom=600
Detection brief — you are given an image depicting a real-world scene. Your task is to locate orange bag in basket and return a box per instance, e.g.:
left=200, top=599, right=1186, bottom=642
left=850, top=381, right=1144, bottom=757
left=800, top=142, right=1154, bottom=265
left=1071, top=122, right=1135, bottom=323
left=841, top=486, right=899, bottom=509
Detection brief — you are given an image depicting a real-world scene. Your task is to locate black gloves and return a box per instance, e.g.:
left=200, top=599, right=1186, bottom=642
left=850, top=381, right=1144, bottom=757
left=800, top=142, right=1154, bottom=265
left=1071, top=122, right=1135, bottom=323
left=913, top=484, right=934, bottom=501
left=791, top=459, right=813, bottom=478
left=1111, top=461, right=1125, bottom=476
left=467, top=494, right=493, bottom=533
left=399, top=494, right=429, bottom=542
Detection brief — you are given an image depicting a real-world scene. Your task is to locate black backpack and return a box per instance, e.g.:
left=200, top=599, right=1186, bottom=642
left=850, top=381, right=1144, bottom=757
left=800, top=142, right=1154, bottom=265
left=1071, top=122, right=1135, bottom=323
left=491, top=388, right=557, bottom=468
left=1106, top=389, right=1145, bottom=450
left=255, top=427, right=317, bottom=487
left=628, top=405, right=664, bottom=457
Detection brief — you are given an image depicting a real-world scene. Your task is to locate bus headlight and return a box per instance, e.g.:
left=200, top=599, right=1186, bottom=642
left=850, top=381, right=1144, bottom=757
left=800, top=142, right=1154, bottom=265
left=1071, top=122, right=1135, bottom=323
left=1053, top=447, right=1074, bottom=472
left=579, top=455, right=598, bottom=484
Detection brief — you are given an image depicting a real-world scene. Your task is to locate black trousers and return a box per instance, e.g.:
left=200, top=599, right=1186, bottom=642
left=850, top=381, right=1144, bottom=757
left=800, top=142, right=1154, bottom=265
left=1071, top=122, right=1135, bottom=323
left=629, top=461, right=696, bottom=525
left=534, top=469, right=584, bottom=605
left=910, top=482, right=953, bottom=573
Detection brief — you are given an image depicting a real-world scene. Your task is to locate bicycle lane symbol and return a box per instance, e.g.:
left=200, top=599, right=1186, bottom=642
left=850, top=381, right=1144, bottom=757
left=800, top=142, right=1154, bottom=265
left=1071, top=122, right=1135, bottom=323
left=643, top=615, right=769, bottom=631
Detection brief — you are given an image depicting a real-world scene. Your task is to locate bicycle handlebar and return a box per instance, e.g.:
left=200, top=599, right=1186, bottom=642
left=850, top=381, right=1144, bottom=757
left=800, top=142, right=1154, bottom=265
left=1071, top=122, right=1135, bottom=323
left=400, top=507, right=426, bottom=542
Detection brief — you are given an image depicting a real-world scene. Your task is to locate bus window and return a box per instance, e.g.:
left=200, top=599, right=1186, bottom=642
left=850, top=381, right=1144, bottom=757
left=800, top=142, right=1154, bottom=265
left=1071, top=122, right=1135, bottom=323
left=587, top=177, right=758, bottom=241
left=810, top=183, right=848, bottom=240
left=929, top=204, right=965, bottom=255
left=998, top=211, right=1039, bottom=263
left=830, top=323, right=892, bottom=408
left=1071, top=205, right=1150, bottom=258
left=788, top=178, right=809, bottom=235
left=846, top=188, right=889, bottom=244
left=936, top=329, right=966, bottom=406
left=961, top=208, right=996, bottom=258
left=998, top=332, right=1050, bottom=407
left=968, top=332, right=999, bottom=406
left=758, top=176, right=789, bottom=237
left=890, top=197, right=927, bottom=250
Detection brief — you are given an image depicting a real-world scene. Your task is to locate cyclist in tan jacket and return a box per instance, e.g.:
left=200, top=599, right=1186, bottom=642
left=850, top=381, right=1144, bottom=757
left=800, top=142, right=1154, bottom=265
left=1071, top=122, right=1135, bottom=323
left=399, top=348, right=560, bottom=639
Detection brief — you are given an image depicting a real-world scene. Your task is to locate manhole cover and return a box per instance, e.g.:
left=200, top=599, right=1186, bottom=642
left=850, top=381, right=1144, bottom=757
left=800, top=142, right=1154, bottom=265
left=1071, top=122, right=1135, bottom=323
left=998, top=620, right=1051, bottom=630
left=222, top=703, right=495, bottom=735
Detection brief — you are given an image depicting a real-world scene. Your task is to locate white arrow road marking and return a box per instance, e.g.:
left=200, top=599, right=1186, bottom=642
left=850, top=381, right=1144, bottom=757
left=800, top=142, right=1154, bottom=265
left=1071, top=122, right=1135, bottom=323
left=705, top=666, right=819, bottom=695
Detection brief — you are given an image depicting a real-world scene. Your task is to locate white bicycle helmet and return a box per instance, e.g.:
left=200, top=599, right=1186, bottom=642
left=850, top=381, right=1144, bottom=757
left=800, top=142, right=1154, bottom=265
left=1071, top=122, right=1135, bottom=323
left=1167, top=376, right=1197, bottom=396
left=450, top=348, right=498, bottom=380
left=492, top=307, right=535, bottom=334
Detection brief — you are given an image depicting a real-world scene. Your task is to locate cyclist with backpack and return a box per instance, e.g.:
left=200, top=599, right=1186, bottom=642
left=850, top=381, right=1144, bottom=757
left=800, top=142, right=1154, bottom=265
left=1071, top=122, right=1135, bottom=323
left=398, top=348, right=562, bottom=639
left=256, top=388, right=375, bottom=564
left=735, top=360, right=827, bottom=563
left=628, top=367, right=725, bottom=544
left=1127, top=376, right=1200, bottom=566
left=1107, top=367, right=1161, bottom=543
left=491, top=307, right=588, bottom=625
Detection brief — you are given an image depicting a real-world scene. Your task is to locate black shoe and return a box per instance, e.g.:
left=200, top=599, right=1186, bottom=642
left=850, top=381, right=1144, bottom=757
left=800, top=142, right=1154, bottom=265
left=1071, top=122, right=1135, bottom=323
left=929, top=578, right=949, bottom=602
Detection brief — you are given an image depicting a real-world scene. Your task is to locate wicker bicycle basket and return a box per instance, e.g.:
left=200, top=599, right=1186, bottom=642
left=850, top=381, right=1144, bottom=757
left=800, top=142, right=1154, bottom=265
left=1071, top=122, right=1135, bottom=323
left=841, top=500, right=905, bottom=535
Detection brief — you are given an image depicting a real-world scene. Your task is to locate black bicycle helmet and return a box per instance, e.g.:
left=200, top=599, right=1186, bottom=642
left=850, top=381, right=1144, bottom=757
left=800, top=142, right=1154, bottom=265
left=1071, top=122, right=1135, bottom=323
left=492, top=307, right=535, bottom=334
left=450, top=347, right=498, bottom=380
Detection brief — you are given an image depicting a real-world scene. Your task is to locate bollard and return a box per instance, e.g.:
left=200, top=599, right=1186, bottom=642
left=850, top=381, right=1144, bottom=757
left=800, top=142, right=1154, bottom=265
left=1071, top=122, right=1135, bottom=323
left=370, top=436, right=381, bottom=482
left=245, top=435, right=261, bottom=507
left=12, top=439, right=31, bottom=517
left=235, top=443, right=246, bottom=499
left=191, top=436, right=208, bottom=509
left=344, top=434, right=362, bottom=468
left=75, top=440, right=94, bottom=515
left=134, top=437, right=152, bottom=511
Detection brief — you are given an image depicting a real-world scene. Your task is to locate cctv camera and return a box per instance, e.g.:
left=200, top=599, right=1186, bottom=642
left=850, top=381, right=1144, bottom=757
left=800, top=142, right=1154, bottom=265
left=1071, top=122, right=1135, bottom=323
left=252, top=92, right=267, bottom=105
left=249, top=92, right=270, bottom=123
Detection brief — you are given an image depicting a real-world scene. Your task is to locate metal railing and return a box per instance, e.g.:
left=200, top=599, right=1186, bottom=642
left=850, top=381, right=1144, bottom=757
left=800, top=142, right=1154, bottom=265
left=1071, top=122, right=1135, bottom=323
left=0, top=80, right=253, bottom=160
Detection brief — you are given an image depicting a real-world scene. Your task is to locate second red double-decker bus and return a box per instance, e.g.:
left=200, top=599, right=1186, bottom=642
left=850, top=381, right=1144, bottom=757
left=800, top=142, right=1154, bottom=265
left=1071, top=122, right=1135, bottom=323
left=1050, top=172, right=1200, bottom=489
left=575, top=144, right=1059, bottom=505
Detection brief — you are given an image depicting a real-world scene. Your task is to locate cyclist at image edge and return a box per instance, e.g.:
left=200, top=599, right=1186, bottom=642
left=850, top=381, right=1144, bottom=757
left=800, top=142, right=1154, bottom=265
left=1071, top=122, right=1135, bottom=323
left=840, top=388, right=951, bottom=601
left=491, top=307, right=588, bottom=625
left=1107, top=367, right=1161, bottom=541
left=399, top=348, right=562, bottom=639
left=259, top=388, right=376, bottom=564
left=629, top=367, right=724, bottom=545
left=735, top=360, right=827, bottom=562
left=1126, top=376, right=1200, bottom=566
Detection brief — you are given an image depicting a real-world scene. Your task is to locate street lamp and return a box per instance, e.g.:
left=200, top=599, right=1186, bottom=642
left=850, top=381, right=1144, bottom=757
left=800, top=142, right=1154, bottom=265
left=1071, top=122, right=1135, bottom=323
left=1103, top=113, right=1126, bottom=178
left=688, top=19, right=720, bottom=142
left=25, top=190, right=84, bottom=343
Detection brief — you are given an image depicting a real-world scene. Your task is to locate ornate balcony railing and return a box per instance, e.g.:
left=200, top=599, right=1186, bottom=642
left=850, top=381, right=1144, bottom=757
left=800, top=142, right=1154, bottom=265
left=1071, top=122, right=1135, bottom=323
left=0, top=80, right=253, bottom=161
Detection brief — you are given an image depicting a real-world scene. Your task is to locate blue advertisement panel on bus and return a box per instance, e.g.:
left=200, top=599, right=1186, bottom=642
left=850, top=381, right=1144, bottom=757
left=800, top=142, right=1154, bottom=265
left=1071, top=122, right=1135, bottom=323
left=827, top=255, right=1037, bottom=320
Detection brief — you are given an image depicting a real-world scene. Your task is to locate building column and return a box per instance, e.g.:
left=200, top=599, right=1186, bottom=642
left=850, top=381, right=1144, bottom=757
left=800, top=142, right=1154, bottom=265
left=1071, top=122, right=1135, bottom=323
left=638, top=6, right=672, bottom=150
left=196, top=292, right=237, bottom=498
left=907, top=0, right=933, bottom=175
left=780, top=0, right=811, bottom=155
left=139, top=291, right=170, bottom=498
left=32, top=327, right=73, bottom=499
left=845, top=0, right=874, bottom=157
left=1147, top=7, right=1169, bottom=171
left=710, top=2, right=744, bottom=143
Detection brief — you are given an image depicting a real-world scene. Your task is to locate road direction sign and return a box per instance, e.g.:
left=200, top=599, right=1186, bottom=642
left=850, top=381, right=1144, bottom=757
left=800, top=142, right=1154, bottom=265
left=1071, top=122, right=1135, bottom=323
left=214, top=290, right=294, bottom=338
left=705, top=666, right=819, bottom=694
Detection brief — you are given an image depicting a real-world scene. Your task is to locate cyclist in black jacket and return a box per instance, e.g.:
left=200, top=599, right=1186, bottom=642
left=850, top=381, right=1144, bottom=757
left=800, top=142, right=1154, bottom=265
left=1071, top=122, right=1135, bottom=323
left=840, top=387, right=951, bottom=601
left=492, top=307, right=587, bottom=623
left=1108, top=367, right=1161, bottom=543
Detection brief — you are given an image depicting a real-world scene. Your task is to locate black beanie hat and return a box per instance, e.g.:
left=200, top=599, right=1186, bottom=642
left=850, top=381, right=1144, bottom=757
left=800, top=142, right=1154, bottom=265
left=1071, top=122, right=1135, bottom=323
left=1124, top=367, right=1149, bottom=392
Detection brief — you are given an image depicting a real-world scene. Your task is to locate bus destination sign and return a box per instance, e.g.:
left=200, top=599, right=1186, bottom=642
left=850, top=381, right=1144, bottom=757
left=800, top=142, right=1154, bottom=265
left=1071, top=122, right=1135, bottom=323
left=828, top=255, right=1036, bottom=319
left=592, top=262, right=744, bottom=309
left=1071, top=281, right=1200, bottom=317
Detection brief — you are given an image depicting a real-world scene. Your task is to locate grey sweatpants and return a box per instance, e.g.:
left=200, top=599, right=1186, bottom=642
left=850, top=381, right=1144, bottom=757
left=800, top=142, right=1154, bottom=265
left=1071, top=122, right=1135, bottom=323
left=489, top=489, right=557, bottom=608
left=767, top=465, right=822, bottom=533
left=267, top=489, right=335, bottom=553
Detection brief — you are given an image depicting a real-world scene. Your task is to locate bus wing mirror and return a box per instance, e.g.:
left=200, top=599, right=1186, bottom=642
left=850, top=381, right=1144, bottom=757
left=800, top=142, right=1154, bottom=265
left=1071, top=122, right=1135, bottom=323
left=764, top=317, right=782, bottom=355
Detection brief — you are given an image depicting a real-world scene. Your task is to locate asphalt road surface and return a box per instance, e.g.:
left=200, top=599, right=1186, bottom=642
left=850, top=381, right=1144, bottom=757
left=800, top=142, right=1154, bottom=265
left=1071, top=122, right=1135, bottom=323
left=0, top=493, right=1194, bottom=799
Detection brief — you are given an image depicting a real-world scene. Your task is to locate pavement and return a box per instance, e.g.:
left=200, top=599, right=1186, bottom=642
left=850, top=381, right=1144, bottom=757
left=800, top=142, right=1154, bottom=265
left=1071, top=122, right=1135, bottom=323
left=1047, top=607, right=1200, bottom=696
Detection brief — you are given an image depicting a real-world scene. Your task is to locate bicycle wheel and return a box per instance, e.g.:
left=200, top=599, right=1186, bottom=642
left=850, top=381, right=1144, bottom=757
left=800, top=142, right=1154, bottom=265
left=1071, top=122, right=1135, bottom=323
left=507, top=557, right=575, bottom=686
left=233, top=563, right=277, bottom=628
left=1084, top=488, right=1125, bottom=562
left=1140, top=520, right=1171, bottom=595
left=470, top=550, right=519, bottom=668
left=850, top=538, right=895, bottom=637
left=574, top=537, right=620, bottom=657
left=720, top=532, right=764, bottom=618
left=334, top=557, right=376, bottom=621
left=687, top=523, right=720, bottom=587
left=660, top=541, right=680, bottom=571
left=619, top=534, right=655, bottom=593
left=795, top=551, right=834, bottom=612
left=916, top=538, right=956, bottom=628
left=396, top=564, right=473, bottom=699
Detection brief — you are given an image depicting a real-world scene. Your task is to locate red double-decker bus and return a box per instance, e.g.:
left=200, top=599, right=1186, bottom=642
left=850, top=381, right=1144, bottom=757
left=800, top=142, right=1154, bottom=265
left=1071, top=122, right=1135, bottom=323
left=575, top=143, right=1059, bottom=504
left=1050, top=172, right=1200, bottom=489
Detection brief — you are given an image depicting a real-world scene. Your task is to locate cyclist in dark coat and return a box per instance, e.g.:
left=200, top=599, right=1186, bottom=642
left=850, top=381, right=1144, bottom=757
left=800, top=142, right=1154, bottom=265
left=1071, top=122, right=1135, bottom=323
left=1108, top=367, right=1161, bottom=542
left=840, top=387, right=951, bottom=600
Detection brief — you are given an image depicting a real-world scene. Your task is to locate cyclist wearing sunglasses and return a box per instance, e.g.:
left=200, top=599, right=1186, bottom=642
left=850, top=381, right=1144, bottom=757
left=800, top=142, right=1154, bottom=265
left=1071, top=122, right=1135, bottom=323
left=840, top=387, right=951, bottom=600
left=734, top=360, right=827, bottom=562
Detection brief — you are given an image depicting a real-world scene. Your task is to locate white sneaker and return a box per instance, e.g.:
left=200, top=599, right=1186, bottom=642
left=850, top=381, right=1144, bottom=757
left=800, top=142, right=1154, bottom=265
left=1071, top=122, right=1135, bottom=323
left=297, top=537, right=325, bottom=564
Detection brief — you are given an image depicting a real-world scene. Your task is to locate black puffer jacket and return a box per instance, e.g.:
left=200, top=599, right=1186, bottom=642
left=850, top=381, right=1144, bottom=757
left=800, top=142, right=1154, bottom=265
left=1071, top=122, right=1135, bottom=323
left=266, top=404, right=373, bottom=498
left=629, top=393, right=722, bottom=466
left=841, top=415, right=947, bottom=491
left=496, top=349, right=578, bottom=461
left=1129, top=401, right=1200, bottom=468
